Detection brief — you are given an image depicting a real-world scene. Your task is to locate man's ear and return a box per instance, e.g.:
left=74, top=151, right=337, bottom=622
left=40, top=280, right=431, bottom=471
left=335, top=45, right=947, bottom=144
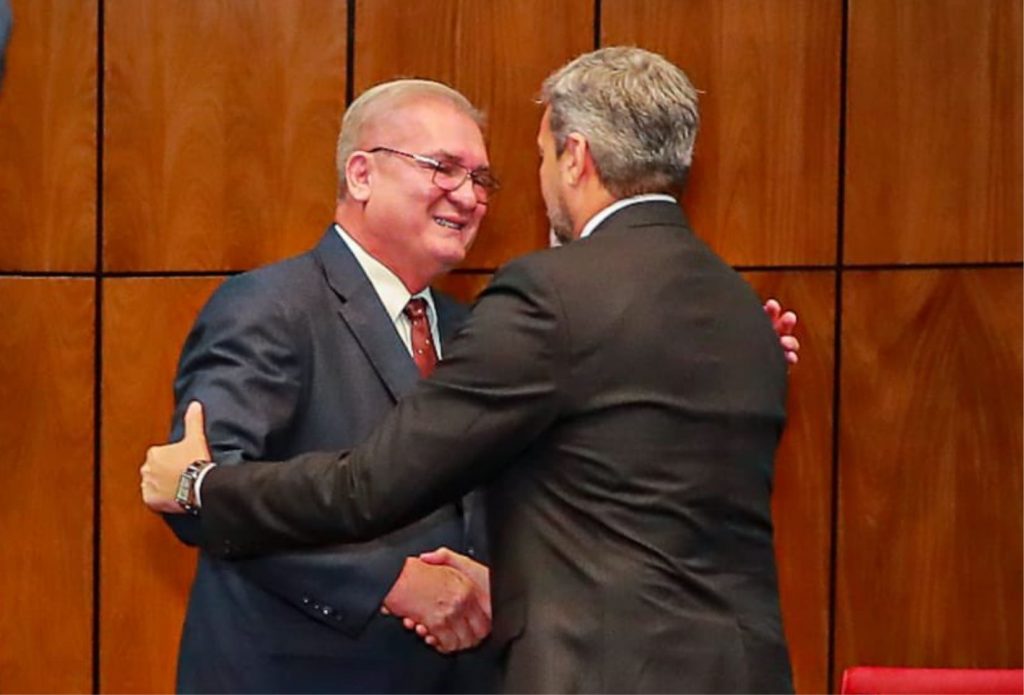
left=345, top=152, right=373, bottom=201
left=560, top=133, right=590, bottom=187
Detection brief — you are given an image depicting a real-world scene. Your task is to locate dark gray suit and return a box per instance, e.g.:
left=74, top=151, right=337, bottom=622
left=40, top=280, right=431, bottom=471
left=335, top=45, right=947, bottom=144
left=195, top=203, right=793, bottom=693
left=165, top=228, right=490, bottom=693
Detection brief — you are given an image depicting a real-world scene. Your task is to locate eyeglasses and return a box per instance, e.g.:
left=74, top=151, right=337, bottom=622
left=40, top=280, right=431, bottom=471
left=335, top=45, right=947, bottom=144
left=367, top=146, right=500, bottom=203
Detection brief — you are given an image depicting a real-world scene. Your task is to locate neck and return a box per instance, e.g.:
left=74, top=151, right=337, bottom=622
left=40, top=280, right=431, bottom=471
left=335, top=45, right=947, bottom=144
left=334, top=203, right=434, bottom=293
left=569, top=187, right=617, bottom=239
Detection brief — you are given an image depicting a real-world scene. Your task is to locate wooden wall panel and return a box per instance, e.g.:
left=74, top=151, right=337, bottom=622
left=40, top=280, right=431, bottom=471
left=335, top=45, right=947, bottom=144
left=0, top=279, right=94, bottom=692
left=100, top=277, right=225, bottom=693
left=603, top=0, right=841, bottom=266
left=836, top=269, right=1023, bottom=681
left=845, top=0, right=1023, bottom=264
left=0, top=3, right=1019, bottom=691
left=354, top=0, right=593, bottom=270
left=745, top=271, right=835, bottom=694
left=103, top=0, right=347, bottom=272
left=0, top=0, right=96, bottom=271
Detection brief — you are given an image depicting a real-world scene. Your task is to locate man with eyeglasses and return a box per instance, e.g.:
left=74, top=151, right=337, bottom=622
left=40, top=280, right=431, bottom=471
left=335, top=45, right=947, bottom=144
left=145, top=49, right=801, bottom=693
left=161, top=79, right=499, bottom=694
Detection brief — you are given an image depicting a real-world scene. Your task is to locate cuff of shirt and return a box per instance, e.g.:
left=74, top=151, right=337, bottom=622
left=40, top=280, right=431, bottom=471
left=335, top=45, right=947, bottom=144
left=193, top=462, right=217, bottom=508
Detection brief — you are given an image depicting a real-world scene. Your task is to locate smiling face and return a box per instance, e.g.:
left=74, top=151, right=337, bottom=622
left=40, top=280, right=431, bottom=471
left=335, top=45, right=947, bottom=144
left=355, top=96, right=490, bottom=290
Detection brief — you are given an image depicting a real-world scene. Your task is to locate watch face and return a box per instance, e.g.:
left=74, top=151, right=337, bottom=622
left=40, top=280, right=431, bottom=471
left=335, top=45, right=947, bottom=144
left=175, top=475, right=191, bottom=505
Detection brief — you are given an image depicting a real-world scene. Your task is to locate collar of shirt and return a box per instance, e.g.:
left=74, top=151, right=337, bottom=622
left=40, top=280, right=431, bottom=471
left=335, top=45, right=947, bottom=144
left=578, top=193, right=678, bottom=240
left=333, top=224, right=441, bottom=355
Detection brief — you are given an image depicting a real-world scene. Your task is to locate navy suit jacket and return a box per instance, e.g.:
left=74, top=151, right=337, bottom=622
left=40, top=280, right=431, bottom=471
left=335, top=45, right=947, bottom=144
left=164, top=228, right=490, bottom=693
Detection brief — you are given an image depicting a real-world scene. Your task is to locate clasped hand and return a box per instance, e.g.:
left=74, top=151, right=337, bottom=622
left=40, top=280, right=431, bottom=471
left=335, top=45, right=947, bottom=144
left=381, top=547, right=491, bottom=654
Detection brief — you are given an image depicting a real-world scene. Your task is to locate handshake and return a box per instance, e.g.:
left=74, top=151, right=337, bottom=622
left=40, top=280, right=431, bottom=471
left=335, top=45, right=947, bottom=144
left=380, top=546, right=491, bottom=654
left=139, top=402, right=491, bottom=655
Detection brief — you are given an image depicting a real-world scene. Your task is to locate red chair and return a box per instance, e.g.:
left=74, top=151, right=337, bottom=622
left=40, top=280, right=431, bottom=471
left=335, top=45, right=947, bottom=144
left=840, top=667, right=1024, bottom=694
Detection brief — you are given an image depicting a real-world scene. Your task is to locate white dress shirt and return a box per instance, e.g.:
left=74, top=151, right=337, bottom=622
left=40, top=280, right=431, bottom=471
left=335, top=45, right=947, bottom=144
left=334, top=224, right=443, bottom=357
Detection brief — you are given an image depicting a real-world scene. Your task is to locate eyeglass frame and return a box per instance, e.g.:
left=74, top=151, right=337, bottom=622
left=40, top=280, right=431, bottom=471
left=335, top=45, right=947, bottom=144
left=366, top=146, right=500, bottom=203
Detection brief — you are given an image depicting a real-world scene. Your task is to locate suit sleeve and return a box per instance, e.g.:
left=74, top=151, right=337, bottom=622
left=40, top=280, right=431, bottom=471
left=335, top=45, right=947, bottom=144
left=200, top=259, right=570, bottom=557
left=164, top=275, right=417, bottom=635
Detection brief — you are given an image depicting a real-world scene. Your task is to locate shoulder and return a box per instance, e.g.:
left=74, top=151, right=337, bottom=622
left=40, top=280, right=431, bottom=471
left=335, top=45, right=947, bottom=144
left=201, top=251, right=321, bottom=318
left=221, top=250, right=319, bottom=295
left=489, top=241, right=604, bottom=304
left=475, top=250, right=571, bottom=328
left=187, top=254, right=329, bottom=347
left=492, top=246, right=564, bottom=287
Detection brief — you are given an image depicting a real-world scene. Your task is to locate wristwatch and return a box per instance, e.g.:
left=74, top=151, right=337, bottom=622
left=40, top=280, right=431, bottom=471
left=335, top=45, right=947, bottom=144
left=175, top=460, right=214, bottom=515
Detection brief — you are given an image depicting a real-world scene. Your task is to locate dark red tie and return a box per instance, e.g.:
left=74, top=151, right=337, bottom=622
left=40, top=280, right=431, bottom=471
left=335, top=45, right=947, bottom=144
left=404, top=297, right=438, bottom=378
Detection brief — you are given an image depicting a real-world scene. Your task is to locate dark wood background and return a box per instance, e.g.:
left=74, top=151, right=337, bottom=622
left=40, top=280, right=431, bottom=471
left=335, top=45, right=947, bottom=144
left=0, top=1, right=1020, bottom=692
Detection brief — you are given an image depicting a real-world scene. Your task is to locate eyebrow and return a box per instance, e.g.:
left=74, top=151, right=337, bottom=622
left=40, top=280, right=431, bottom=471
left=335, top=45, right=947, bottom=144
left=427, top=149, right=491, bottom=171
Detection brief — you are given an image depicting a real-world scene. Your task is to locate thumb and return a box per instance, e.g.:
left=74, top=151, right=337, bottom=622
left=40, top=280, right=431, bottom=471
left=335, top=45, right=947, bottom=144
left=183, top=400, right=211, bottom=458
left=420, top=547, right=480, bottom=583
left=418, top=546, right=454, bottom=566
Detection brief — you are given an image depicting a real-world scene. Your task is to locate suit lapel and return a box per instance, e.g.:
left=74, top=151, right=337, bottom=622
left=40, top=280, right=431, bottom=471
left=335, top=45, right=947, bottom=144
left=313, top=228, right=420, bottom=401
left=433, top=291, right=469, bottom=346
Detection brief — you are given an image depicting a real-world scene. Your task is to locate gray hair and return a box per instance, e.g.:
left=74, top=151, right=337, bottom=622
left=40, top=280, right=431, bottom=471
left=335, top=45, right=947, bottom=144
left=335, top=79, right=485, bottom=198
left=540, top=46, right=700, bottom=198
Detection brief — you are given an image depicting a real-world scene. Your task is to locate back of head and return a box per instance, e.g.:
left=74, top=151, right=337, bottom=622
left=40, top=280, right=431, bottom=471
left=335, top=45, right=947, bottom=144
left=335, top=79, right=484, bottom=198
left=540, top=46, right=700, bottom=198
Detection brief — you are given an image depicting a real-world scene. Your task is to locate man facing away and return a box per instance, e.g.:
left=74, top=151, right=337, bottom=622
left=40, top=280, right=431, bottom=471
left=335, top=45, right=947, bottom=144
left=163, top=79, right=498, bottom=694
left=146, top=49, right=802, bottom=693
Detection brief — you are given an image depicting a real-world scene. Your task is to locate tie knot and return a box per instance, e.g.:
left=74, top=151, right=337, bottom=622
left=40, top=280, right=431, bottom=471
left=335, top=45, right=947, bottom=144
left=404, top=297, right=429, bottom=320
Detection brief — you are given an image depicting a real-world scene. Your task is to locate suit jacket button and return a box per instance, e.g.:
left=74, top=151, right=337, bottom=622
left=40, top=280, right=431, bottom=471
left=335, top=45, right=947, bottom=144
left=321, top=606, right=333, bottom=617
left=301, top=596, right=311, bottom=605
left=467, top=546, right=476, bottom=557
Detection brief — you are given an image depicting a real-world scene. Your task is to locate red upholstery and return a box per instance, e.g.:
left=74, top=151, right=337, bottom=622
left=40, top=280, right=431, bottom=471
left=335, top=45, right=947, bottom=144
left=841, top=667, right=1024, bottom=694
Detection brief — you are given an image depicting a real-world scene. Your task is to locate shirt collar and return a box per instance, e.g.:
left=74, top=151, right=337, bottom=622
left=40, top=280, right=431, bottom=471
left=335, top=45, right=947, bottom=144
left=578, top=194, right=678, bottom=239
left=333, top=224, right=436, bottom=324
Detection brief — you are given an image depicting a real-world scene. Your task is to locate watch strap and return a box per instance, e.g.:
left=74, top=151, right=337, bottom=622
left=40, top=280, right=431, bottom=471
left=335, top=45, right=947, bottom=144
left=175, top=460, right=214, bottom=515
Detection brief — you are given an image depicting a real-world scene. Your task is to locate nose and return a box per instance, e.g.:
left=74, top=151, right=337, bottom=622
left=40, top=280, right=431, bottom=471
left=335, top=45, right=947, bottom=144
left=446, top=177, right=480, bottom=209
